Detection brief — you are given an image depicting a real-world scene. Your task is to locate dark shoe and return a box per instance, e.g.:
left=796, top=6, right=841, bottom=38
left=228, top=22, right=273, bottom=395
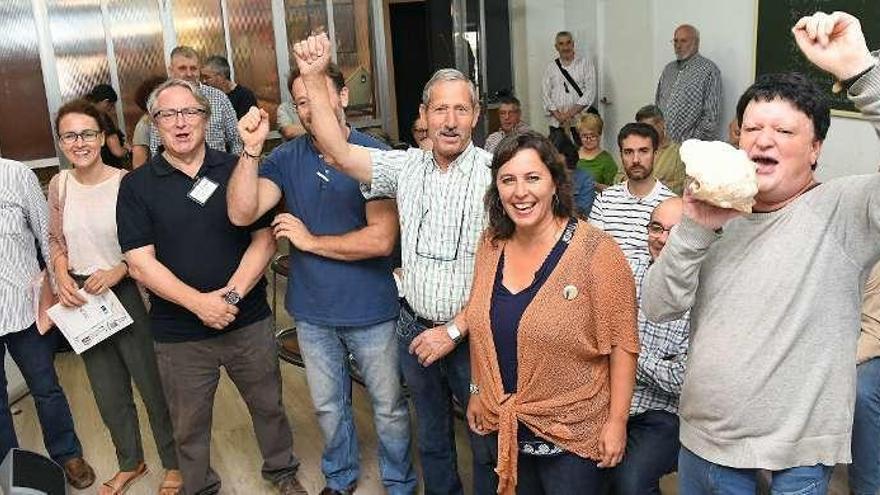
left=276, top=476, right=309, bottom=495
left=63, top=457, right=96, bottom=489
left=319, top=484, right=356, bottom=495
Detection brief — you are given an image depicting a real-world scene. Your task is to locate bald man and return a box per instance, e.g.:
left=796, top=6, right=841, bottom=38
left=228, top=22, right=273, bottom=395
left=609, top=197, right=689, bottom=495
left=655, top=24, right=722, bottom=142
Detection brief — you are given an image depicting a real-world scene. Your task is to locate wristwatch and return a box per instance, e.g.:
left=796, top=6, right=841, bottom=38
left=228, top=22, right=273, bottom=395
left=445, top=321, right=463, bottom=345
left=224, top=290, right=241, bottom=305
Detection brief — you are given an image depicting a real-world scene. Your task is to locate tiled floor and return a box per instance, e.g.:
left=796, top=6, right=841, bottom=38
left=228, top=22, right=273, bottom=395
left=8, top=259, right=856, bottom=494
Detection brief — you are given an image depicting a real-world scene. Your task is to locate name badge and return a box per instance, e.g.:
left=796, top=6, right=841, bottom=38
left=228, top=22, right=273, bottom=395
left=187, top=176, right=219, bottom=206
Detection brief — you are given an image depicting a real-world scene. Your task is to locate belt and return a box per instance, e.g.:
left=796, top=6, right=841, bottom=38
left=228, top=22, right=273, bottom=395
left=401, top=299, right=446, bottom=328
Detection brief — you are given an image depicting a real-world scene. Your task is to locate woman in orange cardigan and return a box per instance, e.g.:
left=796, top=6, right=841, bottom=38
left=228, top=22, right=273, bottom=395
left=463, top=131, right=639, bottom=494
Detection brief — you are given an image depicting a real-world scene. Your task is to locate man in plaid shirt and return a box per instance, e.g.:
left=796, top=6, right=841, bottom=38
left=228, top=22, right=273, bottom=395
left=148, top=46, right=243, bottom=155
left=609, top=197, right=690, bottom=495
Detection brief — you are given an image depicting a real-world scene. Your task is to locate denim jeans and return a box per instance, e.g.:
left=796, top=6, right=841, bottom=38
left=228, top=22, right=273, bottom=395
left=678, top=447, right=832, bottom=495
left=608, top=410, right=679, bottom=495
left=472, top=432, right=604, bottom=494
left=296, top=319, right=416, bottom=494
left=852, top=357, right=880, bottom=495
left=0, top=324, right=82, bottom=464
left=396, top=306, right=493, bottom=495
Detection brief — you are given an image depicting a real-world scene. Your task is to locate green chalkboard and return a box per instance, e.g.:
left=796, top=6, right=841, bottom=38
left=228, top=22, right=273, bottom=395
left=755, top=0, right=880, bottom=115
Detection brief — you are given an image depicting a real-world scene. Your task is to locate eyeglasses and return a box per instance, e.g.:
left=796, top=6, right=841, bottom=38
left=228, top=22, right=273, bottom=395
left=152, top=107, right=206, bottom=123
left=58, top=129, right=101, bottom=145
left=647, top=221, right=674, bottom=235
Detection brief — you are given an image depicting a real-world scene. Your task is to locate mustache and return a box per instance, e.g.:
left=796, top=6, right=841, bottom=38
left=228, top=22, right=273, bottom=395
left=439, top=129, right=461, bottom=137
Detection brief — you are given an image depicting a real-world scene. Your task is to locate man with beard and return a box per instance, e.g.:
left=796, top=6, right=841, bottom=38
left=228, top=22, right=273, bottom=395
left=286, top=33, right=496, bottom=495
left=227, top=62, right=414, bottom=495
left=589, top=122, right=675, bottom=262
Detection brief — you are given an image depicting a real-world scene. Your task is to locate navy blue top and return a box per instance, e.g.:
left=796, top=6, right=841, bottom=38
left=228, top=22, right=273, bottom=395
left=259, top=129, right=399, bottom=327
left=117, top=148, right=272, bottom=343
left=490, top=218, right=578, bottom=393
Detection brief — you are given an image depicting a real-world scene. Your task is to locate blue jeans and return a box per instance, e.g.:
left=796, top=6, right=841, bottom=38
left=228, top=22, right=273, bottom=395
left=297, top=319, right=416, bottom=494
left=396, top=306, right=493, bottom=495
left=852, top=357, right=880, bottom=495
left=473, top=432, right=604, bottom=494
left=609, top=410, right=679, bottom=495
left=678, top=447, right=832, bottom=494
left=0, top=324, right=82, bottom=463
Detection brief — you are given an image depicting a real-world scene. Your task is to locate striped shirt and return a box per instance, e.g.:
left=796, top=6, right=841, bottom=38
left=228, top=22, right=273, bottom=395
left=0, top=159, right=52, bottom=334
left=364, top=143, right=492, bottom=322
left=588, top=180, right=675, bottom=262
left=149, top=82, right=243, bottom=155
left=541, top=55, right=596, bottom=127
left=630, top=256, right=689, bottom=416
left=655, top=53, right=722, bottom=142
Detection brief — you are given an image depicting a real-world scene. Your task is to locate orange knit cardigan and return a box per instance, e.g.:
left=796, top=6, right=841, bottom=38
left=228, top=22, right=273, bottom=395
left=465, top=220, right=639, bottom=494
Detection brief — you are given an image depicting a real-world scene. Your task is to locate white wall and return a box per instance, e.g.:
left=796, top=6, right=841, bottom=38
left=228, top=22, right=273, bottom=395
left=510, top=0, right=880, bottom=178
left=509, top=0, right=598, bottom=131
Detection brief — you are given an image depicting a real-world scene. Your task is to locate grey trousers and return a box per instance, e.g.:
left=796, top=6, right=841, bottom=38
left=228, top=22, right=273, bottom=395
left=154, top=317, right=299, bottom=495
left=79, top=276, right=178, bottom=471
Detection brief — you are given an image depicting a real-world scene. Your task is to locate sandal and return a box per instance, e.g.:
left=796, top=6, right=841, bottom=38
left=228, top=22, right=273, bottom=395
left=159, top=469, right=183, bottom=495
left=98, top=462, right=148, bottom=495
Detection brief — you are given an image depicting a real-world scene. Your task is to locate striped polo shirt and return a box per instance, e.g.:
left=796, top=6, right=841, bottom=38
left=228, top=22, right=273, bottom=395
left=588, top=180, right=675, bottom=262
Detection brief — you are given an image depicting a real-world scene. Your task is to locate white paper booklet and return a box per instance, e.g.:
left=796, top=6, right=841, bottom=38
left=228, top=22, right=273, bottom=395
left=46, top=288, right=133, bottom=354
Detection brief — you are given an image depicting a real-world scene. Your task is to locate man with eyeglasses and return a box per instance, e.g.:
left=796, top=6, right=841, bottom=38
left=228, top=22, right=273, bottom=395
left=228, top=61, right=416, bottom=495
left=483, top=95, right=530, bottom=153
left=117, top=79, right=307, bottom=495
left=589, top=123, right=675, bottom=262
left=655, top=24, right=722, bottom=142
left=285, top=33, right=495, bottom=495
left=608, top=197, right=689, bottom=495
left=410, top=115, right=432, bottom=151
left=148, top=45, right=243, bottom=155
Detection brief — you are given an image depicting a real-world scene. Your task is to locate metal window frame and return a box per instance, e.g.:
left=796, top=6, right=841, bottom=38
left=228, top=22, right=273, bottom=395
left=21, top=0, right=392, bottom=168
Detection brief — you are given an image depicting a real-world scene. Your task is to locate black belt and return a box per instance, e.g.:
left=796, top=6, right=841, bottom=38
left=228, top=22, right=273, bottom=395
left=401, top=299, right=446, bottom=328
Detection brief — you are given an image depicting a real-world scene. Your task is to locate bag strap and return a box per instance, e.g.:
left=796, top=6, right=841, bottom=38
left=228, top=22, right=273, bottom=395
left=555, top=58, right=583, bottom=98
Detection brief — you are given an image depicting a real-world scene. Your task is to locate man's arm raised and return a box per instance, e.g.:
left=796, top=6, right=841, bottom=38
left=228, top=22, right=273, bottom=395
left=228, top=107, right=283, bottom=226
left=293, top=34, right=374, bottom=184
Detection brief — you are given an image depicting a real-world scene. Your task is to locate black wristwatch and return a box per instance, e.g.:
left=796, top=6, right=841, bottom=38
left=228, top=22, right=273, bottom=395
left=224, top=290, right=241, bottom=305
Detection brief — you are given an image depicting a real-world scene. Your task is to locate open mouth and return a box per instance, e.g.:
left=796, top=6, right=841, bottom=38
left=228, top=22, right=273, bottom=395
left=511, top=202, right=536, bottom=215
left=174, top=131, right=191, bottom=141
left=751, top=155, right=779, bottom=173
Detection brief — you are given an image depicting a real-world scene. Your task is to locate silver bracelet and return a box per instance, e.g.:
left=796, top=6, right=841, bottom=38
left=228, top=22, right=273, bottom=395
left=469, top=383, right=480, bottom=395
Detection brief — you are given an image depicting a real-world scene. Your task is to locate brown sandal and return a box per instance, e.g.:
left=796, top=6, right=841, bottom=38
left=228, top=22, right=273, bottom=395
left=98, top=462, right=148, bottom=495
left=159, top=469, right=183, bottom=495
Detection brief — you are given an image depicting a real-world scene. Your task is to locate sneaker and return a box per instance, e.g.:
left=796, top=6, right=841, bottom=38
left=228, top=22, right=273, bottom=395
left=276, top=476, right=309, bottom=495
left=63, top=457, right=96, bottom=489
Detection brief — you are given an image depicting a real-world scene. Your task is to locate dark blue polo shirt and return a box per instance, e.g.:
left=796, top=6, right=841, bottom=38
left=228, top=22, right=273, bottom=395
left=117, top=148, right=272, bottom=342
left=259, top=130, right=398, bottom=327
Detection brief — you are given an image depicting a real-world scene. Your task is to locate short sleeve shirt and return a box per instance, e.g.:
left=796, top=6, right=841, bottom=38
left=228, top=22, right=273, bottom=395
left=117, top=148, right=271, bottom=342
left=363, top=143, right=493, bottom=322
left=259, top=130, right=397, bottom=327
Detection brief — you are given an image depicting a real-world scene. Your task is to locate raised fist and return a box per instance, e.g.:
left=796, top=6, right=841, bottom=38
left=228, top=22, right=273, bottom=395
left=238, top=106, right=270, bottom=156
left=292, top=33, right=332, bottom=78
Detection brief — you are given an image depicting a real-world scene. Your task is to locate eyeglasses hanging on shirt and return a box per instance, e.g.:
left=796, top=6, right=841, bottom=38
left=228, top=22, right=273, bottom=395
left=414, top=166, right=473, bottom=262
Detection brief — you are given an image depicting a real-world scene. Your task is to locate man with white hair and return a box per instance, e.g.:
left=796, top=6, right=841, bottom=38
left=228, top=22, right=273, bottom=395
left=284, top=33, right=494, bottom=494
left=655, top=24, right=722, bottom=142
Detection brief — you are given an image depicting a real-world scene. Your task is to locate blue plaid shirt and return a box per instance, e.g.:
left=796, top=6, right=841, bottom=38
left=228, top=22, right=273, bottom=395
left=630, top=256, right=690, bottom=416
